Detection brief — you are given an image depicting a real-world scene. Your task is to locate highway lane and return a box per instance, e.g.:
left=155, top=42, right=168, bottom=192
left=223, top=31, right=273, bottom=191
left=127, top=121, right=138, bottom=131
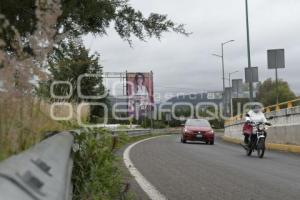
left=127, top=134, right=300, bottom=200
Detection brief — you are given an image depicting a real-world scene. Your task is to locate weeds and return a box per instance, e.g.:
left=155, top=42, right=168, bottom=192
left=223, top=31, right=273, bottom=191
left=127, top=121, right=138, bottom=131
left=71, top=127, right=172, bottom=200
left=72, top=128, right=132, bottom=200
left=0, top=95, right=74, bottom=160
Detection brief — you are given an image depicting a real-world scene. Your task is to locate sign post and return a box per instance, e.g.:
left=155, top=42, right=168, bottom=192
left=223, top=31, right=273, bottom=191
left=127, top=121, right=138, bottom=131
left=245, top=67, right=259, bottom=102
left=231, top=79, right=243, bottom=116
left=267, top=49, right=285, bottom=104
left=224, top=87, right=232, bottom=116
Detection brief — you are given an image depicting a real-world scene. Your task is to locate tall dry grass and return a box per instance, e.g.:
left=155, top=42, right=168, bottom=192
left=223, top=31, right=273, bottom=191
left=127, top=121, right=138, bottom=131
left=0, top=0, right=71, bottom=160
left=0, top=94, right=67, bottom=160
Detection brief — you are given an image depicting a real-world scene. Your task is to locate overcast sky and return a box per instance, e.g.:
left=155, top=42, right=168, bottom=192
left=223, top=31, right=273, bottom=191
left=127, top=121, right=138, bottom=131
left=83, top=0, right=300, bottom=101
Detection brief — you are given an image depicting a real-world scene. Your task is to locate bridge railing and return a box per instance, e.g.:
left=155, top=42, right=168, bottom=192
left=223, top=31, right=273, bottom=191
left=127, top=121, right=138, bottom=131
left=225, top=98, right=300, bottom=126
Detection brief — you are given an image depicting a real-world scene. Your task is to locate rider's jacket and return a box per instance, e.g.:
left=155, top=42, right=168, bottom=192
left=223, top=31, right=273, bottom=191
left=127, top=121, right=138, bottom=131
left=245, top=110, right=267, bottom=123
left=243, top=110, right=267, bottom=135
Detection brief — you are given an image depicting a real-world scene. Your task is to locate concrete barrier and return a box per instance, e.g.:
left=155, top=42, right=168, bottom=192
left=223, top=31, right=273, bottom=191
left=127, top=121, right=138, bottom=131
left=224, top=106, right=300, bottom=153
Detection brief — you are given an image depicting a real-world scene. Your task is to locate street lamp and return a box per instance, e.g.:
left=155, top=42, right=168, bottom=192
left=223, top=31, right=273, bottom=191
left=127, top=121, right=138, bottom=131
left=212, top=40, right=234, bottom=116
left=228, top=70, right=239, bottom=87
left=212, top=40, right=235, bottom=93
left=245, top=0, right=253, bottom=101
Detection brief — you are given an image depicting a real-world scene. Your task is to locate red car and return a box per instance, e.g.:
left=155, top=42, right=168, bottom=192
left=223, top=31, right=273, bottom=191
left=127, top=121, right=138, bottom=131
left=181, top=119, right=215, bottom=145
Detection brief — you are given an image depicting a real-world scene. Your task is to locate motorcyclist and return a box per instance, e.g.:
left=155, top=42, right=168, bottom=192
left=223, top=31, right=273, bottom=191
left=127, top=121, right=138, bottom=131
left=243, top=104, right=268, bottom=145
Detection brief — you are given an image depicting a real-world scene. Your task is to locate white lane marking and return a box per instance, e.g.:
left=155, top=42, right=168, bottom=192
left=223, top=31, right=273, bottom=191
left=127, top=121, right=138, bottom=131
left=123, top=135, right=169, bottom=200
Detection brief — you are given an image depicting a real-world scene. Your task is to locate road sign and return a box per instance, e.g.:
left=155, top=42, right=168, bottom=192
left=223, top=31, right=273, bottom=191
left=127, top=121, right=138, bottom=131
left=232, top=79, right=243, bottom=92
left=267, top=49, right=285, bottom=104
left=232, top=79, right=243, bottom=98
left=245, top=67, right=258, bottom=83
left=268, top=49, right=285, bottom=69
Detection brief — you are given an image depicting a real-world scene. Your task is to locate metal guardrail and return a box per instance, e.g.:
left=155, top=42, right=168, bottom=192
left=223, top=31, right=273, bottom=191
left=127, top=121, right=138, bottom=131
left=111, top=129, right=152, bottom=136
left=0, top=132, right=74, bottom=200
left=0, top=128, right=155, bottom=200
left=77, top=127, right=152, bottom=137
left=112, top=128, right=181, bottom=136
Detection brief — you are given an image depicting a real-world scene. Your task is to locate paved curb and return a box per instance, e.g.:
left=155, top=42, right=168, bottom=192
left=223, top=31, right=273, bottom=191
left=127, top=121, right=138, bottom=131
left=222, top=136, right=300, bottom=154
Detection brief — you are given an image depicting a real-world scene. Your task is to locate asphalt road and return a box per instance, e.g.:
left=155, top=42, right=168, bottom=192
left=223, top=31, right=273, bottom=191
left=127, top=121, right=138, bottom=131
left=127, top=134, right=300, bottom=200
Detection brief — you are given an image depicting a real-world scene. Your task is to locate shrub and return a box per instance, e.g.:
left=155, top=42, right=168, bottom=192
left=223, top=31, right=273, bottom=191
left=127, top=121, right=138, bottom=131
left=72, top=128, right=131, bottom=200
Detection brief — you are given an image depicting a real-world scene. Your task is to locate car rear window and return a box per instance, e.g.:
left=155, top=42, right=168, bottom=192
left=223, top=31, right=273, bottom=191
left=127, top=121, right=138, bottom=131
left=186, top=119, right=211, bottom=127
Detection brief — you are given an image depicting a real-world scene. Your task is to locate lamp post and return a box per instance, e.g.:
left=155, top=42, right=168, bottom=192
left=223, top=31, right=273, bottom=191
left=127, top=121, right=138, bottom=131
left=228, top=70, right=239, bottom=87
left=212, top=40, right=235, bottom=93
left=212, top=40, right=234, bottom=116
left=245, top=0, right=253, bottom=101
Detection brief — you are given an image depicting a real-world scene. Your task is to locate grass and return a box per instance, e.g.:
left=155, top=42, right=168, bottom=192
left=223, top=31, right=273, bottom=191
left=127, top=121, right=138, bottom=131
left=0, top=95, right=76, bottom=161
left=72, top=128, right=132, bottom=200
left=72, top=128, right=173, bottom=200
left=0, top=94, right=157, bottom=199
left=0, top=94, right=174, bottom=200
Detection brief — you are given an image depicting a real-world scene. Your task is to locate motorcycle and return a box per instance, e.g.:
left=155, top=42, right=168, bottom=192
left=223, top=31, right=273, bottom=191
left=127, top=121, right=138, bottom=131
left=243, top=121, right=271, bottom=158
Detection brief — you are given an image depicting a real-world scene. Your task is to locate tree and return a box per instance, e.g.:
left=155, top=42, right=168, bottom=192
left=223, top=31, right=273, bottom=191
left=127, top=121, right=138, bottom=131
left=256, top=78, right=296, bottom=106
left=36, top=38, right=110, bottom=121
left=0, top=0, right=188, bottom=54
left=1, top=0, right=189, bottom=122
left=36, top=39, right=105, bottom=102
left=1, top=0, right=188, bottom=93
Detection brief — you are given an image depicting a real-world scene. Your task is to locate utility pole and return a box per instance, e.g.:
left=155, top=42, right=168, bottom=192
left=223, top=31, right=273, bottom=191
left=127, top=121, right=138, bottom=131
left=245, top=0, right=253, bottom=102
left=221, top=44, right=225, bottom=92
left=275, top=66, right=279, bottom=104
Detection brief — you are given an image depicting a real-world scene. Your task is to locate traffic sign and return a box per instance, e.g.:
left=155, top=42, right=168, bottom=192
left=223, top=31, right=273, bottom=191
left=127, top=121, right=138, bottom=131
left=245, top=67, right=258, bottom=83
left=268, top=49, right=285, bottom=69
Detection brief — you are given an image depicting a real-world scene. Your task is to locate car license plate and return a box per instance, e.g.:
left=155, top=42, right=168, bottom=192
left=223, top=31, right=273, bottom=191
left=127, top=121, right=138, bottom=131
left=196, top=135, right=202, bottom=138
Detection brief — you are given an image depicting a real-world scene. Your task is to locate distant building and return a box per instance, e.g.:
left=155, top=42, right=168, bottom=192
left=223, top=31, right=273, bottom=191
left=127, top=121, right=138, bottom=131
left=166, top=91, right=223, bottom=106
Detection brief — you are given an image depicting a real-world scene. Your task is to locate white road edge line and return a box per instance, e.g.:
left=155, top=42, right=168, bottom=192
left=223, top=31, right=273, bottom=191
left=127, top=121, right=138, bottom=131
left=123, top=135, right=169, bottom=200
